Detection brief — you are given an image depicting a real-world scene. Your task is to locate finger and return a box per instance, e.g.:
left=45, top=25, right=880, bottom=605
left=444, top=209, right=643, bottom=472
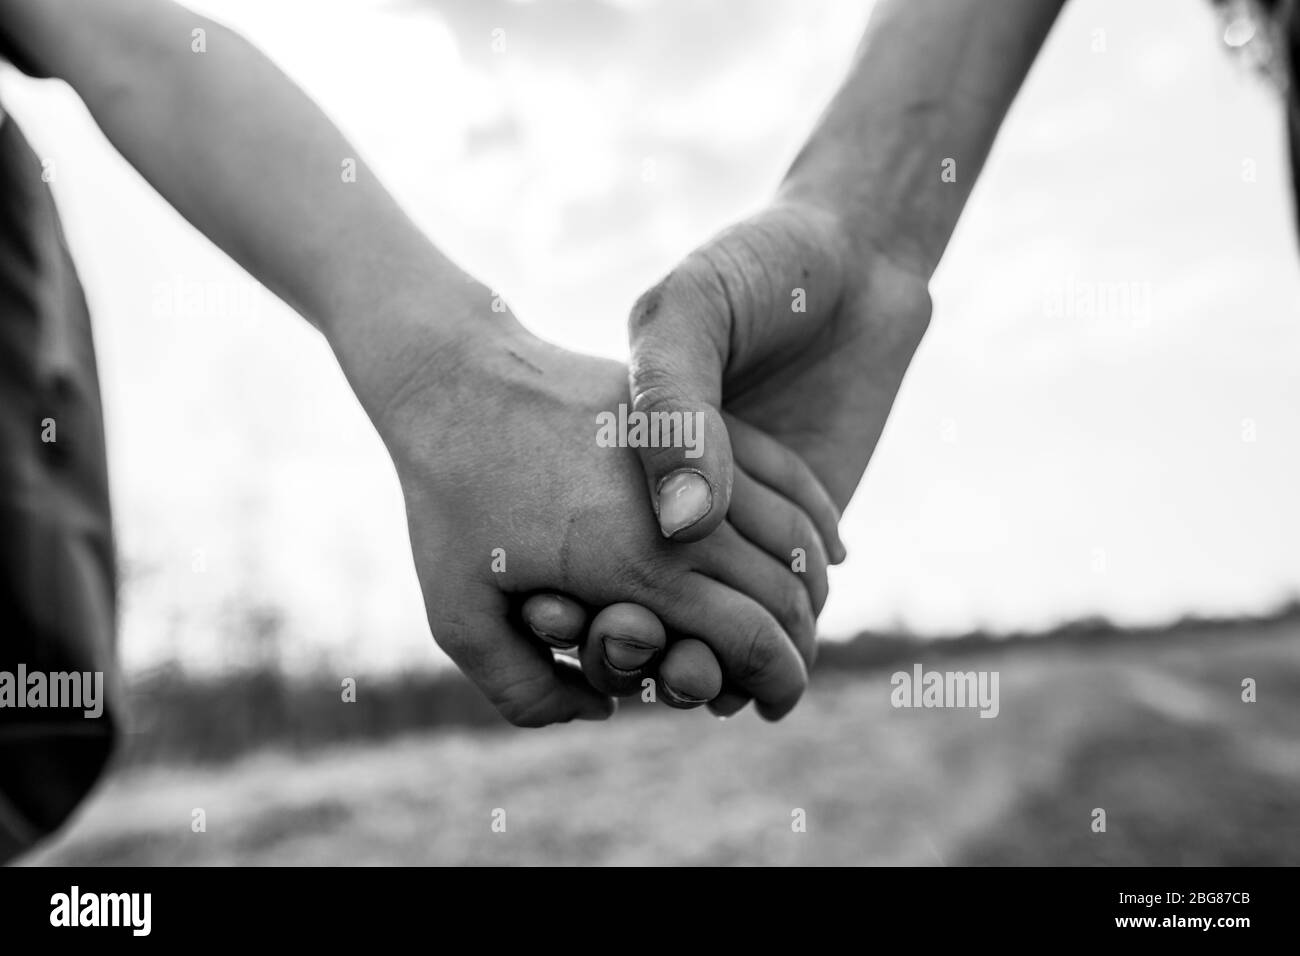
left=658, top=638, right=723, bottom=708
left=725, top=414, right=846, bottom=564
left=692, top=523, right=817, bottom=671
left=520, top=592, right=587, bottom=648
left=728, top=467, right=831, bottom=616
left=579, top=602, right=668, bottom=698
left=627, top=258, right=735, bottom=542
left=648, top=574, right=808, bottom=721
left=707, top=685, right=751, bottom=719
left=432, top=584, right=615, bottom=727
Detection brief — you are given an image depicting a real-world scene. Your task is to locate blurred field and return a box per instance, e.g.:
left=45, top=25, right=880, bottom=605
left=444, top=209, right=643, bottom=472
left=19, top=615, right=1300, bottom=866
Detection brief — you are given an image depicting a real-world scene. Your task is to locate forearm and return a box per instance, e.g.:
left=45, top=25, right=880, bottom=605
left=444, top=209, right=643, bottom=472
left=779, top=0, right=1066, bottom=279
left=0, top=0, right=485, bottom=417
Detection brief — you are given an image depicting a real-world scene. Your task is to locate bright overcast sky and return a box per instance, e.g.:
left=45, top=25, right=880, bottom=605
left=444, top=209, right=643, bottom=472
left=3, top=0, right=1298, bottom=673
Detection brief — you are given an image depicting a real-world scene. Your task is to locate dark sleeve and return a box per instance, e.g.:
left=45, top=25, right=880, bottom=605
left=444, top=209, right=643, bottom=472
left=0, top=112, right=119, bottom=862
left=0, top=13, right=51, bottom=78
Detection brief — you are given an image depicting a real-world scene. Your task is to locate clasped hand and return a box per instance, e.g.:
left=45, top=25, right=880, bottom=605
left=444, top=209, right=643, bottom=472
left=363, top=200, right=929, bottom=727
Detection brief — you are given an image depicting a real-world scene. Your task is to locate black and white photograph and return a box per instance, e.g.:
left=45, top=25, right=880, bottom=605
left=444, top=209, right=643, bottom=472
left=0, top=0, right=1297, bottom=907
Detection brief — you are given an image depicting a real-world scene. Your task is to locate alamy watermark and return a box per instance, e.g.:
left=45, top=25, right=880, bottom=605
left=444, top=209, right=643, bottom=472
left=595, top=404, right=704, bottom=459
left=0, top=665, right=104, bottom=718
left=890, top=664, right=999, bottom=718
left=151, top=274, right=259, bottom=322
left=50, top=886, right=150, bottom=936
left=1043, top=275, right=1153, bottom=327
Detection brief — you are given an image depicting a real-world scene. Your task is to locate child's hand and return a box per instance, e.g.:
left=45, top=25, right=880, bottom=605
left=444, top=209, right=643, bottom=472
left=362, top=310, right=835, bottom=726
left=519, top=598, right=726, bottom=708
left=518, top=409, right=843, bottom=717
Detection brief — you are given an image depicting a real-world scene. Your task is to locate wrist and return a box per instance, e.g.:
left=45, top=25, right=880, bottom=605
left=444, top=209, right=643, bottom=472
left=324, top=278, right=529, bottom=448
left=776, top=0, right=1063, bottom=285
left=777, top=160, right=943, bottom=286
left=768, top=192, right=934, bottom=340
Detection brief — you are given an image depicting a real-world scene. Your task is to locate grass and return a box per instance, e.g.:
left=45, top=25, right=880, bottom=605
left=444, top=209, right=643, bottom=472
left=18, top=610, right=1300, bottom=865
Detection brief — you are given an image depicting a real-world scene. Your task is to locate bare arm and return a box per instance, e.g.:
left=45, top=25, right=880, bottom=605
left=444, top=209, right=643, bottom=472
left=781, top=0, right=1067, bottom=279
left=623, top=0, right=1066, bottom=535
left=0, top=0, right=831, bottom=725
left=0, top=0, right=477, bottom=419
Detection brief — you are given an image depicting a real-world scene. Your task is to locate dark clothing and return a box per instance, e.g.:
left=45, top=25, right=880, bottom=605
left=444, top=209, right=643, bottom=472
left=0, top=110, right=118, bottom=862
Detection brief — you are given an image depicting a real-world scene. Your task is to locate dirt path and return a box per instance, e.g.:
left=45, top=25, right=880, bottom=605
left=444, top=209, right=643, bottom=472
left=21, top=623, right=1300, bottom=865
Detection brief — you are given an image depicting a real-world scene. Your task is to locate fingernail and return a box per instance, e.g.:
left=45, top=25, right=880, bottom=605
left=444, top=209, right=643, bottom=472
left=601, top=635, right=659, bottom=671
left=657, top=470, right=711, bottom=537
left=661, top=683, right=709, bottom=708
left=528, top=621, right=574, bottom=648
left=527, top=596, right=576, bottom=647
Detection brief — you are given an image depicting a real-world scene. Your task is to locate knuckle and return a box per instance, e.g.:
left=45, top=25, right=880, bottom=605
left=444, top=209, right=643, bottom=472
left=776, top=577, right=806, bottom=630
left=676, top=249, right=733, bottom=309
left=792, top=584, right=816, bottom=636
left=628, top=367, right=684, bottom=417
left=737, top=616, right=799, bottom=695
left=719, top=231, right=776, bottom=308
left=808, top=568, right=829, bottom=618
left=628, top=274, right=673, bottom=337
left=794, top=518, right=830, bottom=590
left=788, top=510, right=817, bottom=556
left=776, top=578, right=816, bottom=653
left=629, top=252, right=731, bottom=349
left=617, top=554, right=683, bottom=606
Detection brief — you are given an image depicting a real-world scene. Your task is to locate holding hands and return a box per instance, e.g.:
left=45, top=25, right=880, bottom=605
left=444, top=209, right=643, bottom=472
left=357, top=293, right=839, bottom=724
left=496, top=198, right=931, bottom=725
left=4, top=0, right=1063, bottom=728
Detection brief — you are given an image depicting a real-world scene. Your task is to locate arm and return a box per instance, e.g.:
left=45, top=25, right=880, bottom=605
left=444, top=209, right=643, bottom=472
left=0, top=0, right=825, bottom=722
left=0, top=0, right=471, bottom=421
left=781, top=0, right=1067, bottom=279
left=625, top=0, right=1065, bottom=532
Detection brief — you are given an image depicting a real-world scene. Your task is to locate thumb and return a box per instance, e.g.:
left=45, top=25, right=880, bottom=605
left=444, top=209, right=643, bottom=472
left=627, top=260, right=735, bottom=542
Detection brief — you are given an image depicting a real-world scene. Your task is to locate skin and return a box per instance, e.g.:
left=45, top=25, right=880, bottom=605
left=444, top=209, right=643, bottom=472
left=521, top=599, right=725, bottom=709
left=560, top=0, right=1065, bottom=705
left=527, top=0, right=1066, bottom=705
left=0, top=0, right=838, bottom=724
left=626, top=0, right=1068, bottom=532
left=520, top=405, right=840, bottom=712
left=5, top=0, right=1065, bottom=725
left=630, top=200, right=930, bottom=517
left=372, top=312, right=825, bottom=723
